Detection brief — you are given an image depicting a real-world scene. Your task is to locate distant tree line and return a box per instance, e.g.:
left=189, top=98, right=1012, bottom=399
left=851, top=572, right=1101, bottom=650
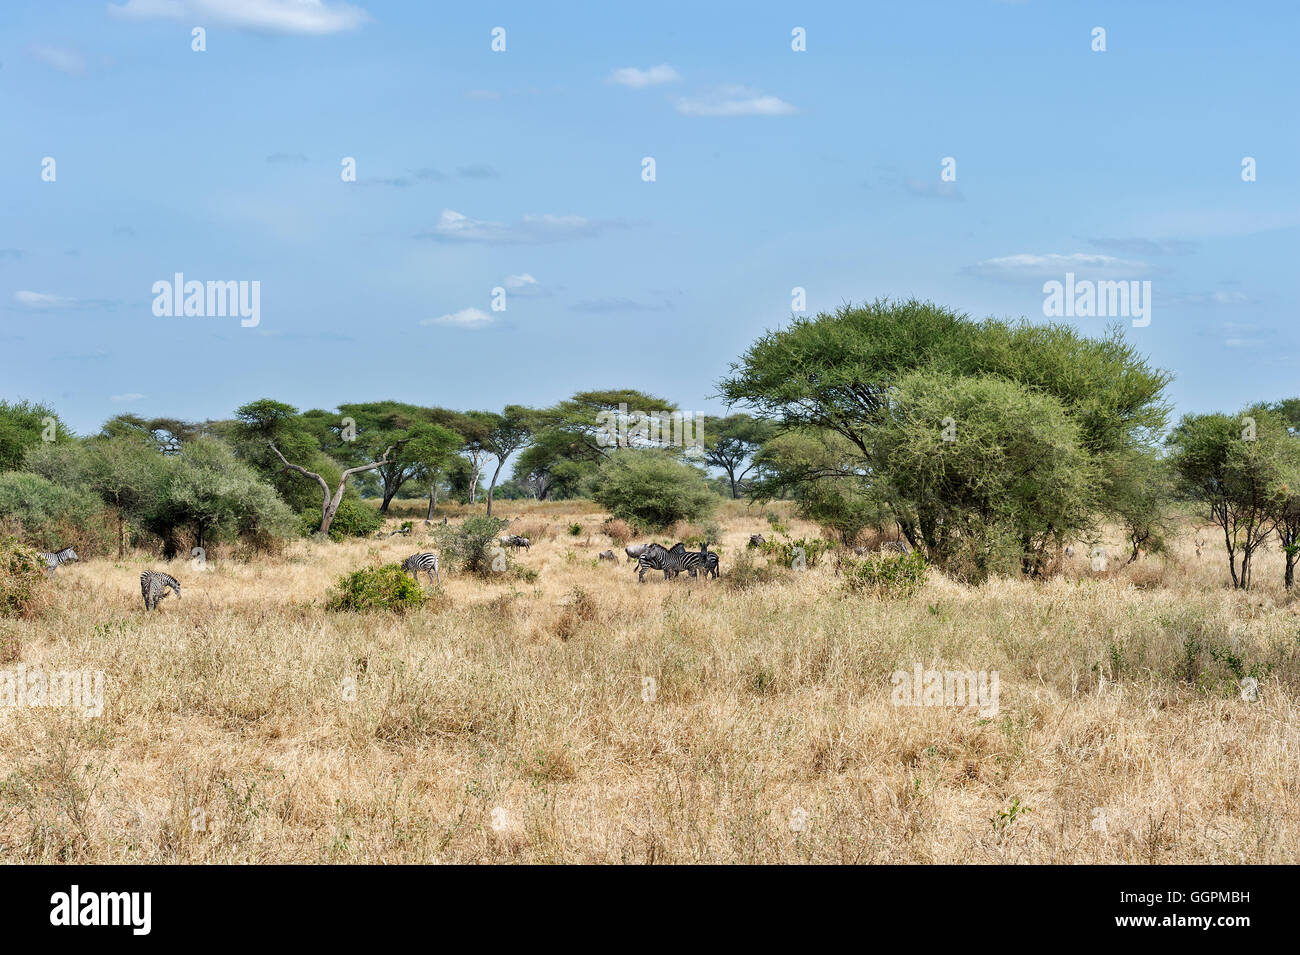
left=3, top=297, right=1297, bottom=588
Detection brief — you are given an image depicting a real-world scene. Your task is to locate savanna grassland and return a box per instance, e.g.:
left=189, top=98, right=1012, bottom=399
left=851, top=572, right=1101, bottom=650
left=2, top=500, right=1298, bottom=864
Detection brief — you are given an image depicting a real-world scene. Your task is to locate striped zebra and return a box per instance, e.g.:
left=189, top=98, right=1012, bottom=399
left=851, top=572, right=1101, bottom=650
left=636, top=542, right=685, bottom=582
left=401, top=552, right=440, bottom=586
left=38, top=547, right=79, bottom=575
left=679, top=544, right=720, bottom=580
left=140, top=571, right=181, bottom=611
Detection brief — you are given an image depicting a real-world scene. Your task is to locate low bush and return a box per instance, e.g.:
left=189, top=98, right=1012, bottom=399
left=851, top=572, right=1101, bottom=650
left=601, top=517, right=634, bottom=546
left=0, top=536, right=52, bottom=618
left=301, top=498, right=383, bottom=541
left=325, top=564, right=426, bottom=613
left=430, top=515, right=509, bottom=577
left=759, top=535, right=833, bottom=569
left=842, top=550, right=928, bottom=599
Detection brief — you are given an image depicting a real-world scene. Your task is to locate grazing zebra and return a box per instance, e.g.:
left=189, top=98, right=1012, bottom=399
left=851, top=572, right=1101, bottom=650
left=140, top=571, right=181, bottom=611
left=38, top=547, right=79, bottom=575
left=625, top=543, right=650, bottom=563
left=598, top=550, right=617, bottom=562
left=500, top=535, right=530, bottom=550
left=401, top=552, right=440, bottom=586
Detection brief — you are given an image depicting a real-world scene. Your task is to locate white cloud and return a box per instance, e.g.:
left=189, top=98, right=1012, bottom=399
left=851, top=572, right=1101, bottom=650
left=504, top=273, right=536, bottom=289
left=111, top=392, right=145, bottom=402
left=14, top=290, right=72, bottom=308
left=965, top=252, right=1149, bottom=280
left=675, top=85, right=796, bottom=117
left=30, top=44, right=86, bottom=76
left=421, top=308, right=494, bottom=329
left=108, top=0, right=369, bottom=35
left=609, top=64, right=680, bottom=88
left=427, top=209, right=612, bottom=244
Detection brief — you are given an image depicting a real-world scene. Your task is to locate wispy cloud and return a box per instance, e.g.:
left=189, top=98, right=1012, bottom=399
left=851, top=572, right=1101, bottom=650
left=1172, top=288, right=1255, bottom=307
left=502, top=273, right=550, bottom=298
left=423, top=209, right=622, bottom=244
left=675, top=85, right=795, bottom=117
left=457, top=163, right=499, bottom=180
left=421, top=307, right=494, bottom=329
left=266, top=152, right=308, bottom=164
left=964, top=252, right=1149, bottom=281
left=609, top=64, right=680, bottom=88
left=30, top=44, right=86, bottom=76
left=14, top=290, right=73, bottom=308
left=110, top=392, right=145, bottom=403
left=108, top=0, right=369, bottom=35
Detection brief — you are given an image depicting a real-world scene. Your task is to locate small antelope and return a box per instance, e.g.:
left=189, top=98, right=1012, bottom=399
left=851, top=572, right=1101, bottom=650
left=1195, top=538, right=1205, bottom=558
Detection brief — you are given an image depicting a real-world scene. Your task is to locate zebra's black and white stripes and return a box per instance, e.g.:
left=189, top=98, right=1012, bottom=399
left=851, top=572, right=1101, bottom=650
left=401, top=552, right=440, bottom=586
left=635, top=542, right=720, bottom=582
left=140, top=571, right=181, bottom=610
left=38, top=547, right=79, bottom=575
left=636, top=543, right=680, bottom=582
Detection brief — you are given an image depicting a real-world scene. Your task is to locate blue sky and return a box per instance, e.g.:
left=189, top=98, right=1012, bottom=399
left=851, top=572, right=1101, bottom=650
left=2, top=0, right=1297, bottom=436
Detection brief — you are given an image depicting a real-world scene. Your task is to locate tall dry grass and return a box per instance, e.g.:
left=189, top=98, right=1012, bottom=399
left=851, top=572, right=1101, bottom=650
left=1, top=501, right=1297, bottom=863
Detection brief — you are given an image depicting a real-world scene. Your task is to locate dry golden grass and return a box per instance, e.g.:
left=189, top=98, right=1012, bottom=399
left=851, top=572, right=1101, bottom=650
left=2, top=501, right=1298, bottom=863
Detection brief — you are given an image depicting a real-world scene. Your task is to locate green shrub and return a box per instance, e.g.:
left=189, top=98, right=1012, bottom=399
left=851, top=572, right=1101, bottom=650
left=0, top=536, right=51, bottom=618
left=591, top=449, right=716, bottom=530
left=759, top=534, right=833, bottom=569
left=843, top=550, right=928, bottom=599
left=568, top=522, right=582, bottom=536
left=430, top=514, right=509, bottom=577
left=325, top=564, right=426, bottom=613
left=303, top=497, right=382, bottom=541
left=0, top=472, right=106, bottom=552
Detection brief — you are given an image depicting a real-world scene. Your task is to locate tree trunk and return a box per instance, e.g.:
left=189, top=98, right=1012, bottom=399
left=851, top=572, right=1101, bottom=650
left=425, top=482, right=440, bottom=522
left=486, top=458, right=505, bottom=516
left=728, top=471, right=739, bottom=499
left=380, top=486, right=397, bottom=514
left=269, top=441, right=394, bottom=538
left=117, top=511, right=126, bottom=559
left=1286, top=552, right=1295, bottom=590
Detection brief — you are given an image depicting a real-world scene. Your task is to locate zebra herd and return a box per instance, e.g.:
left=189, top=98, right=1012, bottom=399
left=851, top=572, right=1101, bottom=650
left=633, top=542, right=720, bottom=583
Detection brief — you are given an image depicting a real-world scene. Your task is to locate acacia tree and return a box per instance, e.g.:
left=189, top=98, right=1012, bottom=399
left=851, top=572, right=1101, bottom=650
left=1167, top=407, right=1287, bottom=589
left=483, top=405, right=535, bottom=516
left=269, top=440, right=397, bottom=537
left=704, top=413, right=775, bottom=498
left=404, top=423, right=464, bottom=521
left=720, top=299, right=1170, bottom=577
left=519, top=390, right=674, bottom=499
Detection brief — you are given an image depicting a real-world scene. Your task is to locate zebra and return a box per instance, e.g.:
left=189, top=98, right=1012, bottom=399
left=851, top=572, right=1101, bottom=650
left=140, top=571, right=181, bottom=611
left=636, top=542, right=686, bottom=582
left=401, top=552, right=440, bottom=586
left=625, top=543, right=650, bottom=563
left=38, top=547, right=79, bottom=575
left=680, top=543, right=719, bottom=579
left=500, top=535, right=530, bottom=550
